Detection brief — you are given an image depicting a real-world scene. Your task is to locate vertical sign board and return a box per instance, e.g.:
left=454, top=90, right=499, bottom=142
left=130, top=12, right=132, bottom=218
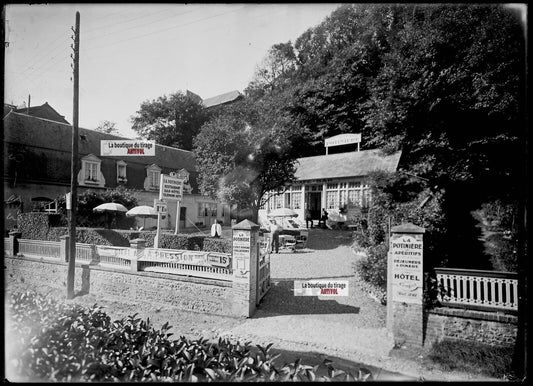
left=158, top=174, right=184, bottom=237
left=232, top=230, right=252, bottom=282
left=390, top=233, right=423, bottom=304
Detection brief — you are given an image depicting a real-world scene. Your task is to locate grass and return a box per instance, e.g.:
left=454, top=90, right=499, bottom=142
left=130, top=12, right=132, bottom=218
left=427, top=339, right=515, bottom=379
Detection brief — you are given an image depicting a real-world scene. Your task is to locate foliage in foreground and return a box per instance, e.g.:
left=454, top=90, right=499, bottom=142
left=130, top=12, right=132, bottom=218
left=6, top=291, right=373, bottom=382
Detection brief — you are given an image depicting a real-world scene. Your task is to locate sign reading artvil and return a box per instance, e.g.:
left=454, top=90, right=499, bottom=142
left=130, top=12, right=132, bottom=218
left=390, top=233, right=423, bottom=304
left=101, top=140, right=155, bottom=156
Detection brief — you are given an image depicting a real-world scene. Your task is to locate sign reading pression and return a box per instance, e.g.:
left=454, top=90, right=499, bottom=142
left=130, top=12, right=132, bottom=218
left=160, top=174, right=184, bottom=201
left=390, top=233, right=423, bottom=304
left=101, top=140, right=155, bottom=156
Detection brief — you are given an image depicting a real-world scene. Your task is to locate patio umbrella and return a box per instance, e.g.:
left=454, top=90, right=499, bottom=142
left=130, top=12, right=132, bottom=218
left=267, top=208, right=298, bottom=218
left=126, top=205, right=158, bottom=229
left=93, top=202, right=128, bottom=228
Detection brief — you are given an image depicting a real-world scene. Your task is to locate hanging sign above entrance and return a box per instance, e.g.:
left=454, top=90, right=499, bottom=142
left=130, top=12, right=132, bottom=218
left=324, top=133, right=361, bottom=154
left=100, top=140, right=155, bottom=156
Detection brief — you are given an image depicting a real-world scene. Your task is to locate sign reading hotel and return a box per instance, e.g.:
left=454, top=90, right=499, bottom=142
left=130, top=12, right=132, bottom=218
left=390, top=233, right=423, bottom=304
left=100, top=140, right=155, bottom=156
left=324, top=133, right=361, bottom=148
left=159, top=174, right=184, bottom=201
left=232, top=230, right=251, bottom=281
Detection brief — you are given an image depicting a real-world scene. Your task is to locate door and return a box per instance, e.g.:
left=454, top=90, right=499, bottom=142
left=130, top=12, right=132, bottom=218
left=308, top=192, right=322, bottom=220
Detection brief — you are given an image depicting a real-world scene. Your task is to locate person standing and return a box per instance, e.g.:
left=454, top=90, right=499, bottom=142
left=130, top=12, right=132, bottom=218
left=305, top=208, right=313, bottom=229
left=270, top=220, right=281, bottom=253
left=319, top=208, right=328, bottom=228
left=210, top=219, right=222, bottom=238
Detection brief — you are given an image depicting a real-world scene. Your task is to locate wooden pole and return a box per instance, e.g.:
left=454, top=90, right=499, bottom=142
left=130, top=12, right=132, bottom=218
left=67, top=11, right=80, bottom=299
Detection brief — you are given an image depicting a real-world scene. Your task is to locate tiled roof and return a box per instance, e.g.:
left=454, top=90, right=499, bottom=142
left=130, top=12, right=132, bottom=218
left=3, top=112, right=199, bottom=191
left=13, top=102, right=70, bottom=124
left=294, top=149, right=402, bottom=181
left=202, top=90, right=243, bottom=108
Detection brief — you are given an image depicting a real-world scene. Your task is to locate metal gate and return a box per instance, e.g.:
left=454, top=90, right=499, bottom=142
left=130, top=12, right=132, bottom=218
left=256, top=236, right=271, bottom=305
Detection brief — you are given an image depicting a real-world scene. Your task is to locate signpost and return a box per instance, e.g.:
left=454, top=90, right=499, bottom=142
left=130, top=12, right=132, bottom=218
left=154, top=174, right=184, bottom=248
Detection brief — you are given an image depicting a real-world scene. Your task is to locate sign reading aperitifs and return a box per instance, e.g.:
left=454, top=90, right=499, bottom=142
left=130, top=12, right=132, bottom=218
left=101, top=140, right=155, bottom=156
left=390, top=233, right=423, bottom=304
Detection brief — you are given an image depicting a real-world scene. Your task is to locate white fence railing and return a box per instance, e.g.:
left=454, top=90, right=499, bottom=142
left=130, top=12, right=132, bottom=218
left=435, top=268, right=518, bottom=312
left=76, top=243, right=95, bottom=264
left=18, top=239, right=62, bottom=260
left=95, top=245, right=132, bottom=270
left=257, top=241, right=271, bottom=304
left=141, top=247, right=232, bottom=280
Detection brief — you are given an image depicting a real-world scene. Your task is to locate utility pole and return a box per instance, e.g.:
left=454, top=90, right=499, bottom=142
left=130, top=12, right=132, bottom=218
left=67, top=11, right=80, bottom=299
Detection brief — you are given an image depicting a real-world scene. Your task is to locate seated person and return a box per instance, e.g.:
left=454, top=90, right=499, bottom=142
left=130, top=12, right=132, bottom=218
left=318, top=209, right=328, bottom=228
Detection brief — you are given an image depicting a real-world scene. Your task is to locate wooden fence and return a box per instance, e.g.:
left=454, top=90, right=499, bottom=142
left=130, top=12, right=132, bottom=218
left=435, top=267, right=518, bottom=312
left=17, top=239, right=62, bottom=260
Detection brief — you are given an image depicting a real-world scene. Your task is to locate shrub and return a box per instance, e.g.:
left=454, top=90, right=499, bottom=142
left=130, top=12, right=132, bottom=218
left=354, top=242, right=388, bottom=290
left=17, top=213, right=50, bottom=240
left=427, top=339, right=514, bottom=379
left=203, top=237, right=232, bottom=253
left=6, top=291, right=372, bottom=382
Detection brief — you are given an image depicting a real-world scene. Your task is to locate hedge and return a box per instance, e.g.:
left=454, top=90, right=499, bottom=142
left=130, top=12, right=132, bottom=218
left=6, top=290, right=373, bottom=382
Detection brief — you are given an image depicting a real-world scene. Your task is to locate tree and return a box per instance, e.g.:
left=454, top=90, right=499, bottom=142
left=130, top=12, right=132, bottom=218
left=130, top=91, right=208, bottom=150
left=245, top=42, right=298, bottom=99
left=95, top=120, right=119, bottom=135
left=193, top=99, right=301, bottom=223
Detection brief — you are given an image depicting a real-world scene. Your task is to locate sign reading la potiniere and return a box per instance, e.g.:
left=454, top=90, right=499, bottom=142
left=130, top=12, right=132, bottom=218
left=390, top=233, right=423, bottom=304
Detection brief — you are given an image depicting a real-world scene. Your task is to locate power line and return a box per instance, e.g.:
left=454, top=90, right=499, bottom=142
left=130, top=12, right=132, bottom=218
left=84, top=6, right=246, bottom=53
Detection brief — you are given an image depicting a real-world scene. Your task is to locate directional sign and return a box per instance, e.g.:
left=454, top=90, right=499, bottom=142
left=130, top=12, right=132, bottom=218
left=154, top=199, right=167, bottom=214
left=160, top=174, right=184, bottom=201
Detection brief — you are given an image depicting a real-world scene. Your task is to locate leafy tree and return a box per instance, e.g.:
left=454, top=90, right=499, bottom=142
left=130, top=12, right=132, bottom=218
left=130, top=91, right=208, bottom=150
left=245, top=42, right=298, bottom=99
left=94, top=120, right=119, bottom=135
left=193, top=99, right=301, bottom=223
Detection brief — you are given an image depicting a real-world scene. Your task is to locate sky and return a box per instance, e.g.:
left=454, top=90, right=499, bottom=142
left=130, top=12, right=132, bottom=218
left=4, top=3, right=341, bottom=138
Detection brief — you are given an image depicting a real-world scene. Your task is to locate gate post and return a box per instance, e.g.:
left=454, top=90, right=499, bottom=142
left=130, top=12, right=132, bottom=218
left=387, top=223, right=425, bottom=347
left=8, top=230, right=21, bottom=257
left=231, top=219, right=259, bottom=317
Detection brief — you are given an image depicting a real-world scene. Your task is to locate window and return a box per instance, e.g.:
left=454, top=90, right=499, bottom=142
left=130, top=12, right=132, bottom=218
left=79, top=154, right=105, bottom=187
left=326, top=191, right=338, bottom=209
left=149, top=170, right=160, bottom=188
left=285, top=192, right=291, bottom=208
left=144, top=164, right=162, bottom=190
left=85, top=162, right=99, bottom=181
left=116, top=161, right=127, bottom=183
left=291, top=192, right=302, bottom=209
left=198, top=202, right=217, bottom=217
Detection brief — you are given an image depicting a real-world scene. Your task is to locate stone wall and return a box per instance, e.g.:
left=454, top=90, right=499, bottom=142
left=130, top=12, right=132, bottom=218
left=425, top=307, right=517, bottom=348
left=4, top=256, right=235, bottom=317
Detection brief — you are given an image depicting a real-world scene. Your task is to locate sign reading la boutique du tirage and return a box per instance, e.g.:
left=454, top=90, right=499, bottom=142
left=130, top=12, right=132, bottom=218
left=390, top=233, right=423, bottom=304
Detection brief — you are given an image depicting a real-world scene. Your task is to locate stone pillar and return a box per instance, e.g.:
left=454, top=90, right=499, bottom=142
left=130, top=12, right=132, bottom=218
left=232, top=219, right=259, bottom=317
left=387, top=223, right=425, bottom=347
left=60, top=235, right=70, bottom=262
left=8, top=230, right=21, bottom=257
left=129, top=238, right=146, bottom=272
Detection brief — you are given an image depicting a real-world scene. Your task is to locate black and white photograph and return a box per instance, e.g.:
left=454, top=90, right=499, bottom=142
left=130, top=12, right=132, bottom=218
left=3, top=3, right=528, bottom=382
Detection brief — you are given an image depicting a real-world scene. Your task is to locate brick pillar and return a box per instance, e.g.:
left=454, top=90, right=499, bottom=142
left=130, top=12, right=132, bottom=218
left=60, top=235, right=70, bottom=262
left=8, top=230, right=21, bottom=257
left=387, top=223, right=425, bottom=347
left=232, top=219, right=259, bottom=317
left=129, top=238, right=146, bottom=272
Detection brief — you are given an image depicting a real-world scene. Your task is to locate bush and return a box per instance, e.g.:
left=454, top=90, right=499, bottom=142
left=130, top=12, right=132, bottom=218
left=355, top=242, right=388, bottom=290
left=6, top=291, right=372, bottom=382
left=427, top=339, right=515, bottom=379
left=203, top=237, right=232, bottom=254
left=17, top=213, right=50, bottom=240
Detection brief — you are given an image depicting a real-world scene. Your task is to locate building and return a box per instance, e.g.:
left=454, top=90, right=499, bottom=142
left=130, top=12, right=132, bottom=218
left=202, top=90, right=243, bottom=109
left=3, top=111, right=230, bottom=232
left=259, top=134, right=402, bottom=225
left=4, top=101, right=70, bottom=124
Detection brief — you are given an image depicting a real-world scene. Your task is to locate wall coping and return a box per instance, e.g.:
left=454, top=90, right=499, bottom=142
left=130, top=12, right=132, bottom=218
left=429, top=306, right=518, bottom=324
left=391, top=222, right=425, bottom=234
left=232, top=219, right=259, bottom=230
left=5, top=255, right=232, bottom=288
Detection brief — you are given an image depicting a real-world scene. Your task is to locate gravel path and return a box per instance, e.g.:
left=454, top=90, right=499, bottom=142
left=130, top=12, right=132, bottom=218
left=5, top=228, right=500, bottom=381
